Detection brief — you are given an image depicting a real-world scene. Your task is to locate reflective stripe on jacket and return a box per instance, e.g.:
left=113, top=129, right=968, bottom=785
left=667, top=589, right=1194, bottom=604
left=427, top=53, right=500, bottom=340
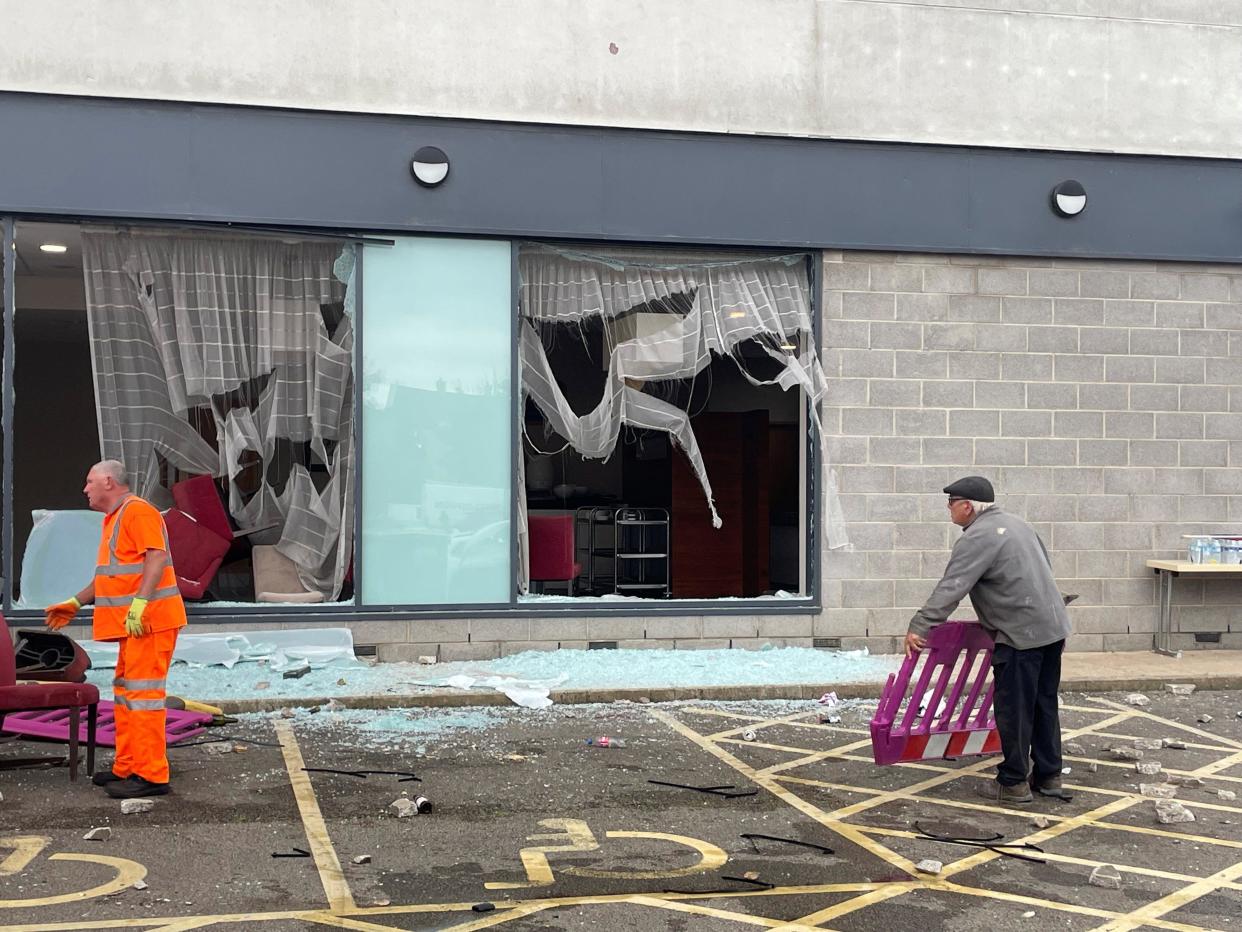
left=92, top=495, right=188, bottom=641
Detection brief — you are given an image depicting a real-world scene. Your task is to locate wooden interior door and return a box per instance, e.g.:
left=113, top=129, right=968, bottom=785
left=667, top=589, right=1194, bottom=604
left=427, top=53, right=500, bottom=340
left=671, top=410, right=770, bottom=598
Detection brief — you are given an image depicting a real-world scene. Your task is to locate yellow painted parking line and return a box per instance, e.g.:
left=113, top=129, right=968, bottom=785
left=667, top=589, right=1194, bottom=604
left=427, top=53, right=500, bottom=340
left=1088, top=859, right=1242, bottom=932
left=705, top=710, right=824, bottom=742
left=1089, top=698, right=1242, bottom=751
left=852, top=825, right=1242, bottom=892
left=299, top=913, right=412, bottom=931
left=1089, top=731, right=1242, bottom=755
left=629, top=893, right=818, bottom=929
left=434, top=903, right=550, bottom=931
left=774, top=887, right=911, bottom=929
left=274, top=720, right=356, bottom=913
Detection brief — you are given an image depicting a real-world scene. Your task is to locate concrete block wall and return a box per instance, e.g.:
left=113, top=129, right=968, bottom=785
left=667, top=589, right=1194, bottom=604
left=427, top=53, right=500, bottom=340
left=822, top=250, right=1242, bottom=654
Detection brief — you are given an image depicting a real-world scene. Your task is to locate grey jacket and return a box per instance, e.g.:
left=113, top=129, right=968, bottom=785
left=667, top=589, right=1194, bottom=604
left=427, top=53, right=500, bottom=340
left=908, top=506, right=1072, bottom=650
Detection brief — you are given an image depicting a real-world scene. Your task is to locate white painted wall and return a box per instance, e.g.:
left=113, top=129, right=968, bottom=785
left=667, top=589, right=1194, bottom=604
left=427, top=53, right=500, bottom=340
left=2, top=0, right=1238, bottom=157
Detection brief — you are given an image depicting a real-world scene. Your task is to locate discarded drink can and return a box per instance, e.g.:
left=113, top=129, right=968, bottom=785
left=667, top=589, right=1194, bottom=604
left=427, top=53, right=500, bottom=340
left=742, top=730, right=757, bottom=741
left=414, top=796, right=433, bottom=814
left=585, top=736, right=626, bottom=748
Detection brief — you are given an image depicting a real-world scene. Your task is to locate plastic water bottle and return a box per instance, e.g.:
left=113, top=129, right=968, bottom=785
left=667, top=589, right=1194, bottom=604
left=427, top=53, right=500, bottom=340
left=1206, top=537, right=1222, bottom=564
left=585, top=736, right=626, bottom=748
left=1188, top=537, right=1205, bottom=564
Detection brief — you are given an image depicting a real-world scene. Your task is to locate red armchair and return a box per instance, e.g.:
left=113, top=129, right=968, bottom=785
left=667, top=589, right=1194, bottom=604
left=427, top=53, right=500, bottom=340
left=528, top=514, right=582, bottom=596
left=0, top=612, right=99, bottom=781
left=163, top=508, right=231, bottom=600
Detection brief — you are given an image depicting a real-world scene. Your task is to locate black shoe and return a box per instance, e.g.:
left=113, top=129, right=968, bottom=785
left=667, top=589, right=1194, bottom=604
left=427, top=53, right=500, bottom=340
left=92, top=771, right=126, bottom=787
left=105, top=775, right=170, bottom=799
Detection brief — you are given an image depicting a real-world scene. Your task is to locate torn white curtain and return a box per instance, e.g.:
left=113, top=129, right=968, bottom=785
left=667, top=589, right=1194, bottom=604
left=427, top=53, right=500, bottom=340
left=517, top=245, right=848, bottom=569
left=81, top=229, right=355, bottom=598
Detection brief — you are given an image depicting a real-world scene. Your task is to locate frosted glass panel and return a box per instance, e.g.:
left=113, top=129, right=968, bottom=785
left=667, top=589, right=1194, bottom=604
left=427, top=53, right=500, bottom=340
left=361, top=238, right=511, bottom=604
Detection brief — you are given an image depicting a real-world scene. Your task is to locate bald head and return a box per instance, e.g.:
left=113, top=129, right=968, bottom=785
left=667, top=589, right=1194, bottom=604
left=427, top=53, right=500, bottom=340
left=83, top=460, right=131, bottom=513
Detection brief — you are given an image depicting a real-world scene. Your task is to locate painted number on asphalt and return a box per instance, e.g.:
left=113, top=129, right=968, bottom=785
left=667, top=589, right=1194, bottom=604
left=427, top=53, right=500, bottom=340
left=485, top=818, right=728, bottom=890
left=0, top=835, right=147, bottom=908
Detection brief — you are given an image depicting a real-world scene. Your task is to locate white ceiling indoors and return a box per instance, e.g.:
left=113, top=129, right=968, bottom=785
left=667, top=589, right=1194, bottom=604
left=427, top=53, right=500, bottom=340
left=12, top=221, right=87, bottom=318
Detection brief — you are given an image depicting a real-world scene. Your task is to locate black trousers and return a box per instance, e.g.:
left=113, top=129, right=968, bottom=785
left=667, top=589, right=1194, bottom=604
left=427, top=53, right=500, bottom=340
left=991, top=639, right=1065, bottom=787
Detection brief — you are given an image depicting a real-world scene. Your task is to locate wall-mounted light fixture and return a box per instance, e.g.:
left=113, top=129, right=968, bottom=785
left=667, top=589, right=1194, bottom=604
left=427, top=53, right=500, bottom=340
left=410, top=146, right=449, bottom=187
left=1050, top=180, right=1087, bottom=218
left=39, top=243, right=68, bottom=253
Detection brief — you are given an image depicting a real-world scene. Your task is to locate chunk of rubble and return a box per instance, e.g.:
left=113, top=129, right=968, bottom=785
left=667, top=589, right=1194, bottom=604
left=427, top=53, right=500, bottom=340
left=1162, top=739, right=1187, bottom=750
left=417, top=655, right=437, bottom=665
left=1197, top=714, right=1214, bottom=724
left=1165, top=684, right=1196, bottom=696
left=1155, top=800, right=1195, bottom=824
left=915, top=859, right=942, bottom=875
left=1030, top=815, right=1050, bottom=829
left=1132, top=738, right=1162, bottom=751
left=352, top=854, right=372, bottom=864
left=1218, top=790, right=1237, bottom=802
left=133, top=880, right=148, bottom=891
left=1111, top=747, right=1143, bottom=761
left=205, top=742, right=234, bottom=756
left=1169, top=775, right=1204, bottom=789
left=389, top=797, right=419, bottom=818
left=1063, top=742, right=1085, bottom=756
left=280, top=708, right=296, bottom=719
left=1086, top=763, right=1098, bottom=773
left=83, top=827, right=111, bottom=841
left=1140, top=784, right=1177, bottom=799
left=120, top=799, right=155, bottom=815
left=1124, top=693, right=1150, bottom=707
left=1089, top=864, right=1121, bottom=889
left=1135, top=761, right=1163, bottom=776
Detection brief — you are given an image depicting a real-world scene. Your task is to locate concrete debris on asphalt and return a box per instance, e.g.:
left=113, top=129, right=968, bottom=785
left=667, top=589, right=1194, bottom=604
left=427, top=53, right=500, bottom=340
left=133, top=880, right=148, bottom=890
left=352, top=854, right=371, bottom=864
left=1086, top=763, right=1098, bottom=773
left=83, top=827, right=111, bottom=841
left=1163, top=739, right=1187, bottom=749
left=121, top=799, right=155, bottom=814
left=1155, top=800, right=1196, bottom=824
left=1169, top=775, right=1205, bottom=788
left=1111, top=747, right=1143, bottom=761
left=1124, top=693, right=1150, bottom=707
left=1132, top=738, right=1162, bottom=750
left=1218, top=790, right=1237, bottom=801
left=1063, top=742, right=1085, bottom=755
left=1135, top=761, right=1163, bottom=776
left=1140, top=784, right=1177, bottom=799
left=1030, top=815, right=1050, bottom=829
left=389, top=797, right=419, bottom=818
left=742, top=730, right=757, bottom=741
left=1198, top=713, right=1214, bottom=724
left=1165, top=684, right=1196, bottom=696
left=1021, top=911, right=1036, bottom=919
left=205, top=742, right=235, bottom=755
left=915, top=859, right=942, bottom=875
left=1089, top=864, right=1122, bottom=889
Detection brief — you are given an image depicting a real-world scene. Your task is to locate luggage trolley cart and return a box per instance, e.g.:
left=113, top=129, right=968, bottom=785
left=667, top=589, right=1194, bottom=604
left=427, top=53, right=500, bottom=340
left=613, top=507, right=670, bottom=598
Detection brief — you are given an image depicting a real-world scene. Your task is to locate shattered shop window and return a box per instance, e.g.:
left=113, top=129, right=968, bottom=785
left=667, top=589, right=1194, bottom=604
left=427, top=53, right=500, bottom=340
left=11, top=221, right=356, bottom=609
left=517, top=244, right=839, bottom=603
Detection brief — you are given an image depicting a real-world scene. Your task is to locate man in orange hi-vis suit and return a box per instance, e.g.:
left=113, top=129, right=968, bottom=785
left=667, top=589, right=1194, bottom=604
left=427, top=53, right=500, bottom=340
left=45, top=460, right=188, bottom=799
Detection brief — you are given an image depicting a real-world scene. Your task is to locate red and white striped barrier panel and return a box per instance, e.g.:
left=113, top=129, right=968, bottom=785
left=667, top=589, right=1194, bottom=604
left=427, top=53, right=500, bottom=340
left=869, top=621, right=999, bottom=766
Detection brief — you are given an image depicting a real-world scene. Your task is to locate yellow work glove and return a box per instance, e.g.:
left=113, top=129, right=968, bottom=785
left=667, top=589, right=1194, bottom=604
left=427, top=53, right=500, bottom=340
left=124, top=597, right=150, bottom=638
left=44, top=596, right=82, bottom=630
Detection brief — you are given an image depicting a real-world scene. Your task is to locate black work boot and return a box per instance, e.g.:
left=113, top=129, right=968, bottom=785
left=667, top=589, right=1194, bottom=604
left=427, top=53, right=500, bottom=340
left=974, top=778, right=1033, bottom=804
left=1031, top=774, right=1073, bottom=800
left=92, top=770, right=126, bottom=787
left=105, top=775, right=170, bottom=799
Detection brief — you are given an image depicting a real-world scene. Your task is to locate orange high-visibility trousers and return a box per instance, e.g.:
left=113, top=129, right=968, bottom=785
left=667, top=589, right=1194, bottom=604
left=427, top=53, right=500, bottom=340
left=112, top=628, right=179, bottom=784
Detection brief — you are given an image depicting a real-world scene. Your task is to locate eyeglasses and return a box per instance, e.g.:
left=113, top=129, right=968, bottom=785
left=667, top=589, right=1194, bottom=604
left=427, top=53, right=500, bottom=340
left=947, top=497, right=967, bottom=506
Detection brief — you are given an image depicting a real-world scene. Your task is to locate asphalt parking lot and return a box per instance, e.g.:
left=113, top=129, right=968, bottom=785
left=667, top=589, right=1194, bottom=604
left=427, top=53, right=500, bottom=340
left=2, top=688, right=1241, bottom=931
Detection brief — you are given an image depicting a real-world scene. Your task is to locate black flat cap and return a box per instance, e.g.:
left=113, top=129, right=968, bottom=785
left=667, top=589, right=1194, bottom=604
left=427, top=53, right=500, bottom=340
left=943, top=475, right=995, bottom=502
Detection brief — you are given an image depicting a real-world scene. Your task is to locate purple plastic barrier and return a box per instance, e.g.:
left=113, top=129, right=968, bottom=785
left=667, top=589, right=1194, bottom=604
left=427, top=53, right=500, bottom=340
left=1, top=699, right=211, bottom=747
left=869, top=621, right=999, bottom=765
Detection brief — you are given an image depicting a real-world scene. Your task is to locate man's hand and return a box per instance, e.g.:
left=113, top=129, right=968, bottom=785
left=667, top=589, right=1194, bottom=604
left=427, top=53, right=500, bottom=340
left=904, top=632, right=926, bottom=658
left=44, top=596, right=82, bottom=630
left=124, top=597, right=150, bottom=638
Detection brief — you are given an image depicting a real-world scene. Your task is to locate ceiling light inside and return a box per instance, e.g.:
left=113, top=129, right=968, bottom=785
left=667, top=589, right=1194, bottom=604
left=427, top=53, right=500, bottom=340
left=40, top=243, right=68, bottom=253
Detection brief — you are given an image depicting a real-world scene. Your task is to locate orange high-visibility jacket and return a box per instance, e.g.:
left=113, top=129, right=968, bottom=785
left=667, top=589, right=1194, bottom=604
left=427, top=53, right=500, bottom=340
left=93, top=495, right=188, bottom=642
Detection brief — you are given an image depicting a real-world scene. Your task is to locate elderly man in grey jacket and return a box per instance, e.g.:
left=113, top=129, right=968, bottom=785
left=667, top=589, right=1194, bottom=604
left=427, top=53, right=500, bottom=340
left=905, top=476, right=1072, bottom=805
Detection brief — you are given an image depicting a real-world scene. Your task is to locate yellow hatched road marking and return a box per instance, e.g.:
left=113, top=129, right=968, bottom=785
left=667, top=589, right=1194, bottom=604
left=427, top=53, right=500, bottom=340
left=628, top=893, right=821, bottom=929
left=1088, top=859, right=1242, bottom=932
left=1090, top=698, right=1242, bottom=751
left=274, top=720, right=356, bottom=913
